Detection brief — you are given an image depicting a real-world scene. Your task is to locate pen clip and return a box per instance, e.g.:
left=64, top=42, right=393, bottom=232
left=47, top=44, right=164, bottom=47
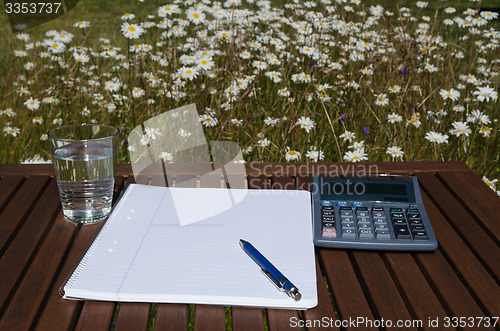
left=261, top=269, right=285, bottom=292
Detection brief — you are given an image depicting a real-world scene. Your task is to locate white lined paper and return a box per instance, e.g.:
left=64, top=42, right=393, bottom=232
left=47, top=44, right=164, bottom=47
left=63, top=184, right=318, bottom=309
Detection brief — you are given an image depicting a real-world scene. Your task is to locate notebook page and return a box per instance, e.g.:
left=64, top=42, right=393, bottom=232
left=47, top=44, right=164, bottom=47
left=117, top=187, right=317, bottom=309
left=64, top=185, right=317, bottom=309
left=63, top=185, right=167, bottom=300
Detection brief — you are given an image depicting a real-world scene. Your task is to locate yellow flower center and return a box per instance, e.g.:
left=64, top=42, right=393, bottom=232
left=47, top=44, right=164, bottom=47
left=193, top=13, right=200, bottom=18
left=353, top=156, right=359, bottom=160
left=186, top=70, right=192, bottom=74
left=288, top=151, right=296, bottom=155
left=201, top=60, right=208, bottom=65
left=78, top=58, right=83, bottom=61
left=52, top=43, right=59, bottom=48
left=128, top=26, right=136, bottom=32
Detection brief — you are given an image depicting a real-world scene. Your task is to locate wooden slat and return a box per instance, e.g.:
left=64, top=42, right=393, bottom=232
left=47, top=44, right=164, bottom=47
left=0, top=175, right=50, bottom=252
left=383, top=253, right=448, bottom=324
left=35, top=222, right=103, bottom=329
left=0, top=179, right=60, bottom=313
left=319, top=250, right=377, bottom=331
left=417, top=173, right=500, bottom=278
left=415, top=250, right=493, bottom=323
left=154, top=304, right=189, bottom=330
left=232, top=308, right=265, bottom=331
left=114, top=303, right=150, bottom=331
left=438, top=170, right=500, bottom=242
left=193, top=306, right=226, bottom=331
left=247, top=175, right=271, bottom=190
left=75, top=302, right=115, bottom=331
left=351, top=252, right=414, bottom=330
left=418, top=188, right=500, bottom=316
left=0, top=214, right=77, bottom=330
left=295, top=174, right=314, bottom=192
left=36, top=177, right=126, bottom=330
left=303, top=259, right=340, bottom=331
left=0, top=162, right=472, bottom=177
left=0, top=175, right=24, bottom=210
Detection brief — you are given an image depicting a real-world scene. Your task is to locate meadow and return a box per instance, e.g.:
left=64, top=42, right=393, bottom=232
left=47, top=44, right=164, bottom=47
left=0, top=0, right=499, bottom=194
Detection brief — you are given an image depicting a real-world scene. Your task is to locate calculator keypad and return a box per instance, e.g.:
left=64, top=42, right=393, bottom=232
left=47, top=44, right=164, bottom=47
left=320, top=203, right=429, bottom=241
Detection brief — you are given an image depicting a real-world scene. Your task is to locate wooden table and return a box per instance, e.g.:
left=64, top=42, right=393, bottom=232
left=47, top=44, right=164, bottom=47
left=0, top=162, right=499, bottom=330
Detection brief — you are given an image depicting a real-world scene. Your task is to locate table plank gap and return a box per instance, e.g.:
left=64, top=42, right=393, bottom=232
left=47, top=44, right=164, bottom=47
left=382, top=253, right=449, bottom=326
left=0, top=213, right=78, bottom=331
left=436, top=171, right=500, bottom=243
left=417, top=173, right=500, bottom=280
left=413, top=251, right=493, bottom=322
left=319, top=250, right=379, bottom=331
left=418, top=188, right=500, bottom=316
left=0, top=175, right=51, bottom=257
left=0, top=175, right=25, bottom=214
left=34, top=222, right=108, bottom=330
left=303, top=257, right=340, bottom=331
left=350, top=251, right=416, bottom=330
left=0, top=178, right=61, bottom=316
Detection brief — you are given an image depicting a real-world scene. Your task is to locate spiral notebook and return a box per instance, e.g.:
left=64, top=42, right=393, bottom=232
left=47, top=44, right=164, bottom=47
left=61, top=184, right=318, bottom=309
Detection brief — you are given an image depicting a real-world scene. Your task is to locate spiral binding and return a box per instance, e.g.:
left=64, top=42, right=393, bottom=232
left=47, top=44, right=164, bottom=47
left=59, top=184, right=134, bottom=298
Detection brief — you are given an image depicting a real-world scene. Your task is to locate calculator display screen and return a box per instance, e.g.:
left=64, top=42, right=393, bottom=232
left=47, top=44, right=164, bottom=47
left=320, top=178, right=416, bottom=202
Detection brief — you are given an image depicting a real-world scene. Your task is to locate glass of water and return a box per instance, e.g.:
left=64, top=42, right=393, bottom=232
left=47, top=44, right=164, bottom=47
left=48, top=124, right=119, bottom=223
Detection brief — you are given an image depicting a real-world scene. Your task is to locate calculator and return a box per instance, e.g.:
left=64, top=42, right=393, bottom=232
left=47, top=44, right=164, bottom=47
left=312, top=175, right=438, bottom=251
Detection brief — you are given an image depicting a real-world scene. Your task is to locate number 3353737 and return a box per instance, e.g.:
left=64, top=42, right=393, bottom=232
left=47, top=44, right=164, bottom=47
left=5, top=3, right=62, bottom=14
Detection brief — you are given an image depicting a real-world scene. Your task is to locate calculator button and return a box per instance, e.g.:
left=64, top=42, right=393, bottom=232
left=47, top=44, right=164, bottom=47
left=336, top=201, right=348, bottom=207
left=390, top=208, right=403, bottom=212
left=406, top=208, right=419, bottom=213
left=340, top=210, right=354, bottom=218
left=321, top=200, right=333, bottom=207
left=359, top=229, right=373, bottom=238
left=356, top=211, right=369, bottom=218
left=341, top=222, right=355, bottom=229
left=356, top=216, right=370, bottom=223
left=357, top=222, right=371, bottom=229
left=322, top=228, right=337, bottom=238
left=321, top=205, right=334, bottom=211
left=322, top=222, right=336, bottom=227
left=375, top=223, right=388, bottom=230
left=375, top=230, right=391, bottom=239
left=322, top=216, right=335, bottom=222
left=391, top=212, right=405, bottom=219
left=410, top=224, right=425, bottom=231
left=395, top=226, right=411, bottom=239
left=341, top=228, right=356, bottom=238
left=392, top=218, right=407, bottom=225
left=322, top=210, right=335, bottom=216
left=412, top=230, right=428, bottom=240
left=407, top=214, right=422, bottom=221
left=373, top=211, right=386, bottom=218
left=373, top=218, right=386, bottom=224
left=408, top=219, right=423, bottom=226
left=372, top=207, right=384, bottom=211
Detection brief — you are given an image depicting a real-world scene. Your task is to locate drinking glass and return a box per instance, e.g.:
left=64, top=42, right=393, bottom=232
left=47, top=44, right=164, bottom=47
left=48, top=124, right=119, bottom=223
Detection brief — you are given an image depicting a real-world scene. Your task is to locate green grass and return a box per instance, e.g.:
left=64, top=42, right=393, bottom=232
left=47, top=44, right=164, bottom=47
left=0, top=0, right=499, bottom=189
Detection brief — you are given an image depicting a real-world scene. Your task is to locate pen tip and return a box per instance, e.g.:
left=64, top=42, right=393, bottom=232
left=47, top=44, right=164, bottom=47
left=239, top=239, right=248, bottom=247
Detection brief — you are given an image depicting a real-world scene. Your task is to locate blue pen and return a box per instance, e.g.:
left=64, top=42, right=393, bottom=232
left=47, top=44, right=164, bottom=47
left=240, top=239, right=301, bottom=301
